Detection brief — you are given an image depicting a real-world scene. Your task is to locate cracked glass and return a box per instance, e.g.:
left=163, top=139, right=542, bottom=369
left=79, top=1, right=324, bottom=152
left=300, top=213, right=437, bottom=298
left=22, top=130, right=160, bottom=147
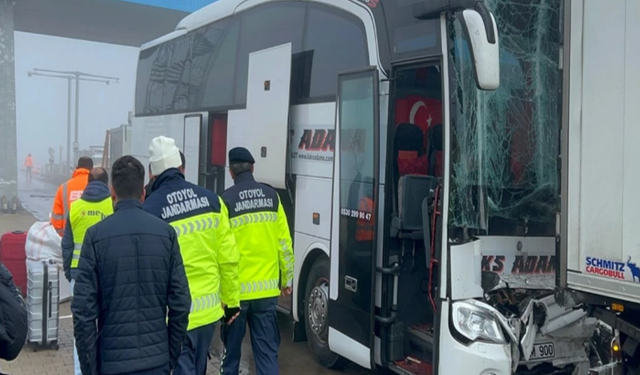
left=448, top=0, right=562, bottom=237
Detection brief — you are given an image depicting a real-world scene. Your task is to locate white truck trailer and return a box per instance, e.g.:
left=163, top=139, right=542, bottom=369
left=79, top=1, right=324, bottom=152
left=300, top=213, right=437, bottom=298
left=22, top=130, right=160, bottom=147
left=558, top=0, right=640, bottom=373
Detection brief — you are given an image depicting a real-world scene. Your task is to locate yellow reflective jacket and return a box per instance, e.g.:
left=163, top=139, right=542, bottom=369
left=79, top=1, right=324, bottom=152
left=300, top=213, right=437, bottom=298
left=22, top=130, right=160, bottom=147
left=221, top=172, right=294, bottom=301
left=61, top=181, right=113, bottom=281
left=143, top=170, right=240, bottom=330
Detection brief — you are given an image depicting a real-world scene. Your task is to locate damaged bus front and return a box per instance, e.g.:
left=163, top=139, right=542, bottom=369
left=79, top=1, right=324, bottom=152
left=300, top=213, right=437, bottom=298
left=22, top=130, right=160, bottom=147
left=441, top=1, right=598, bottom=373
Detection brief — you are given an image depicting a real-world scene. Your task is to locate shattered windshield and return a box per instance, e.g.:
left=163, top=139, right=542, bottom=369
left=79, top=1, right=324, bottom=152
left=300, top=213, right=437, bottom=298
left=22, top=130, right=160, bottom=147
left=448, top=0, right=562, bottom=237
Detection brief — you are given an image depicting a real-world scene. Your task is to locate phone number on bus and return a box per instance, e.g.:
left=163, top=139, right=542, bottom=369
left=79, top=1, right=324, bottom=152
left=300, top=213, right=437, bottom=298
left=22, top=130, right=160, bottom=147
left=340, top=207, right=372, bottom=221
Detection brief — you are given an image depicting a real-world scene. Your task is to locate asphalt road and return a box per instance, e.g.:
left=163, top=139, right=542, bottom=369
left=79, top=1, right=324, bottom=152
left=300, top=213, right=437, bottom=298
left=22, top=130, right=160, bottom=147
left=18, top=177, right=59, bottom=221
left=208, top=313, right=375, bottom=375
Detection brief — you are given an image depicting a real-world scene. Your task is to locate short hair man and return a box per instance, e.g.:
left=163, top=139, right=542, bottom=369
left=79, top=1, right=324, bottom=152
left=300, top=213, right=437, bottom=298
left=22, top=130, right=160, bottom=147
left=143, top=137, right=240, bottom=375
left=219, top=147, right=294, bottom=375
left=62, top=166, right=113, bottom=375
left=50, top=157, right=94, bottom=235
left=72, top=156, right=190, bottom=375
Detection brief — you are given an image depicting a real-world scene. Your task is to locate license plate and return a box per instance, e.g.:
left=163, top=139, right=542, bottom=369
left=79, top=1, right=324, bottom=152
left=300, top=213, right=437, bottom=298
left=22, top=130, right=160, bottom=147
left=529, top=342, right=555, bottom=360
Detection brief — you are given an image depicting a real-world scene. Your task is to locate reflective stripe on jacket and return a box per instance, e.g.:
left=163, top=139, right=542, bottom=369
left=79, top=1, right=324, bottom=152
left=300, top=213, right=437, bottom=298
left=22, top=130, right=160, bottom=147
left=51, top=168, right=90, bottom=235
left=68, top=198, right=113, bottom=268
left=221, top=172, right=294, bottom=301
left=143, top=168, right=240, bottom=331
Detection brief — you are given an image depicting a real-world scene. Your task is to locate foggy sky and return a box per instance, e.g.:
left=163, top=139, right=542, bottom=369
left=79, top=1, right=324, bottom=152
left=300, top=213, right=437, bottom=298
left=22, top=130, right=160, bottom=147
left=14, top=31, right=138, bottom=167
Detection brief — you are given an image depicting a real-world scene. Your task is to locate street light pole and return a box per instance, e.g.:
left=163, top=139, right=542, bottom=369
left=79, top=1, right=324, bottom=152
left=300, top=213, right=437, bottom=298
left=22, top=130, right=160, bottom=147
left=74, top=73, right=80, bottom=163
left=67, top=77, right=72, bottom=171
left=27, top=69, right=119, bottom=171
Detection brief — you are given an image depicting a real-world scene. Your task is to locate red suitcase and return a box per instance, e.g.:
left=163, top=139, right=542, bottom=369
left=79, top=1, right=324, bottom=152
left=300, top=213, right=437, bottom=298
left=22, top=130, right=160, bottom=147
left=0, top=231, right=28, bottom=297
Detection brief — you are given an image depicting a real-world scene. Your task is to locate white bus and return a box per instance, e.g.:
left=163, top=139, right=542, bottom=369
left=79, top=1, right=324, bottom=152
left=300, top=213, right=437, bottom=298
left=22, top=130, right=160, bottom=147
left=132, top=0, right=599, bottom=373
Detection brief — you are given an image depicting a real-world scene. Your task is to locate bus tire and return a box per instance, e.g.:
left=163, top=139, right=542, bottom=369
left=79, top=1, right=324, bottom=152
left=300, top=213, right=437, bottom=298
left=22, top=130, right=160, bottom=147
left=304, top=256, right=347, bottom=369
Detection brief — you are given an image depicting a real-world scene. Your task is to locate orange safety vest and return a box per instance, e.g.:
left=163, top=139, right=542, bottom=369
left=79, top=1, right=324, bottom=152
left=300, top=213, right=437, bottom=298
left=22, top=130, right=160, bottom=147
left=50, top=168, right=90, bottom=236
left=25, top=156, right=33, bottom=167
left=355, top=196, right=375, bottom=241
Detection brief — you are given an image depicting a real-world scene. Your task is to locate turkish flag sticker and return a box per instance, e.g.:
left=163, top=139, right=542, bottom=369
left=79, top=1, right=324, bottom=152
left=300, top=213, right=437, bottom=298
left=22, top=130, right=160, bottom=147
left=395, top=96, right=443, bottom=149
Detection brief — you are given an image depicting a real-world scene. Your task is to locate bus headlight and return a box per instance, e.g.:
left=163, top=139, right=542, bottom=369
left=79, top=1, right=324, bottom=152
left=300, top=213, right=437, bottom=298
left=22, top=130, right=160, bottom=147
left=452, top=301, right=506, bottom=344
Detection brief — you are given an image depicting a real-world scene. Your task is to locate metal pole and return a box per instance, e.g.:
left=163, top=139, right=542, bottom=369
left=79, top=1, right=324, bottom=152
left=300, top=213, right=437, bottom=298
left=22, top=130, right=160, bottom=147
left=74, top=73, right=80, bottom=164
left=67, top=77, right=72, bottom=172
left=0, top=0, right=18, bottom=200
left=27, top=69, right=118, bottom=170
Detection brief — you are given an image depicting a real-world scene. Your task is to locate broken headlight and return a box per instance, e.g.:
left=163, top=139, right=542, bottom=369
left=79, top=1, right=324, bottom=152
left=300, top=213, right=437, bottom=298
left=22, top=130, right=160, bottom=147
left=452, top=301, right=506, bottom=344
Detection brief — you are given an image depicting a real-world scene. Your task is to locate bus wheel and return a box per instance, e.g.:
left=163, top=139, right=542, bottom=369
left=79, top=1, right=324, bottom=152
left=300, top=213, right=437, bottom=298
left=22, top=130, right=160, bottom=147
left=304, top=256, right=347, bottom=369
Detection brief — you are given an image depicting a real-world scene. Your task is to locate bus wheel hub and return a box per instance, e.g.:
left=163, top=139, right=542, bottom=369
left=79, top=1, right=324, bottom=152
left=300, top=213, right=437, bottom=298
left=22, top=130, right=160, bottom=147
left=308, top=284, right=328, bottom=335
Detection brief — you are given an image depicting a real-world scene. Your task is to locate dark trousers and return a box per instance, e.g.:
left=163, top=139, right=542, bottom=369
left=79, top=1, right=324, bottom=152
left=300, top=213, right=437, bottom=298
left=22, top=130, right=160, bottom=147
left=113, top=363, right=169, bottom=375
left=173, top=322, right=216, bottom=375
left=220, top=297, right=280, bottom=375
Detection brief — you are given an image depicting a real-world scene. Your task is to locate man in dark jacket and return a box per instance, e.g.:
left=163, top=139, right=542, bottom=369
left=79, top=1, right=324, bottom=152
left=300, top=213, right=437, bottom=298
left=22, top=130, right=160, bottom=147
left=0, top=262, right=27, bottom=363
left=71, top=155, right=191, bottom=375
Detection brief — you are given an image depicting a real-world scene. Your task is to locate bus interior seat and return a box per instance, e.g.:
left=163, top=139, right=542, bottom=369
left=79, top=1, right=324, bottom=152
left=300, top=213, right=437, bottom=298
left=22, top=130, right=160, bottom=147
left=391, top=174, right=438, bottom=238
left=394, top=123, right=427, bottom=178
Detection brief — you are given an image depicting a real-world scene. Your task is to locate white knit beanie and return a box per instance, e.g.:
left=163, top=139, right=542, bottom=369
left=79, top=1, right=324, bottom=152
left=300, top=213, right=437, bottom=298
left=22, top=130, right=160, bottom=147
left=148, top=136, right=182, bottom=176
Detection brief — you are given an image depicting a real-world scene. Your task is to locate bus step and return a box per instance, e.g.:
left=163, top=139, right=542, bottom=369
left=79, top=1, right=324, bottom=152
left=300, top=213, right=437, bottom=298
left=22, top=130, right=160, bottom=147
left=390, top=357, right=433, bottom=375
left=407, top=324, right=434, bottom=358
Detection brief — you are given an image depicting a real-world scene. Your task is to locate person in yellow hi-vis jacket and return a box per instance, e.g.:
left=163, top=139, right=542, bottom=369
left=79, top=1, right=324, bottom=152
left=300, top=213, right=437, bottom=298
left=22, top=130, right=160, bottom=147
left=220, top=147, right=294, bottom=375
left=142, top=136, right=241, bottom=375
left=61, top=167, right=113, bottom=375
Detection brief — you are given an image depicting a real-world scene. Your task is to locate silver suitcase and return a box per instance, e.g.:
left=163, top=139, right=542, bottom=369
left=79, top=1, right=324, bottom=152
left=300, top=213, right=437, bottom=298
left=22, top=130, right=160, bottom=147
left=26, top=259, right=60, bottom=350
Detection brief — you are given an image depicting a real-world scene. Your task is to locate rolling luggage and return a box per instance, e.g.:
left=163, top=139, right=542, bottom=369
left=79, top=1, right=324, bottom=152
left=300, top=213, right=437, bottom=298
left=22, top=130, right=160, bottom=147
left=26, top=259, right=60, bottom=350
left=0, top=231, right=28, bottom=297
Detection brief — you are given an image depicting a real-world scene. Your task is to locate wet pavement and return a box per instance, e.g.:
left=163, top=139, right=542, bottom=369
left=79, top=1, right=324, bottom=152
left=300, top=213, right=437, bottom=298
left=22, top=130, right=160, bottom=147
left=17, top=176, right=58, bottom=222
left=210, top=313, right=374, bottom=375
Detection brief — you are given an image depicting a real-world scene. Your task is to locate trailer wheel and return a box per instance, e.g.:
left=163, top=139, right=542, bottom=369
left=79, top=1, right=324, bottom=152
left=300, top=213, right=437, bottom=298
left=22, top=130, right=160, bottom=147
left=304, top=256, right=347, bottom=369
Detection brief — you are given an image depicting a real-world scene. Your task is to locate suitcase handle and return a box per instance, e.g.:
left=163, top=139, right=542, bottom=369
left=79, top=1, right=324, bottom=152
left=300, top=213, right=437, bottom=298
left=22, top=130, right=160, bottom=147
left=42, top=261, right=49, bottom=346
left=11, top=231, right=25, bottom=234
left=48, top=281, right=53, bottom=319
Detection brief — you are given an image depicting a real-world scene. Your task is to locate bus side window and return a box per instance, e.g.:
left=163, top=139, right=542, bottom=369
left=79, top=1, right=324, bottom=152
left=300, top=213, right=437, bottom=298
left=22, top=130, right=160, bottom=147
left=234, top=2, right=306, bottom=105
left=299, top=4, right=368, bottom=102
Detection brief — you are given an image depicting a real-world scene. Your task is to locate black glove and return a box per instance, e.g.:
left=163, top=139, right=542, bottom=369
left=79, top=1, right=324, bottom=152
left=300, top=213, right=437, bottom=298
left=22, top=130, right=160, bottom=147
left=223, top=306, right=241, bottom=324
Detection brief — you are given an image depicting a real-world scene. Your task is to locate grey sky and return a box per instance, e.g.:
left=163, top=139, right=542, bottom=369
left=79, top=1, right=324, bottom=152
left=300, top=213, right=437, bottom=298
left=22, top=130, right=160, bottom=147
left=15, top=31, right=138, bottom=167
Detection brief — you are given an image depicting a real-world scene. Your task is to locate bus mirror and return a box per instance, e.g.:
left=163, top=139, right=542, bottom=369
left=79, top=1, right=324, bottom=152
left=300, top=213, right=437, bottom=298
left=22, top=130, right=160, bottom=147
left=458, top=4, right=500, bottom=91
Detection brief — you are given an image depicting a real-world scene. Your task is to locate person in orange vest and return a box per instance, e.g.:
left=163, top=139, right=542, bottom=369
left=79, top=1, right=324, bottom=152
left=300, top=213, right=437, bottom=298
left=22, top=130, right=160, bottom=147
left=355, top=177, right=375, bottom=242
left=24, top=154, right=33, bottom=184
left=50, top=157, right=93, bottom=236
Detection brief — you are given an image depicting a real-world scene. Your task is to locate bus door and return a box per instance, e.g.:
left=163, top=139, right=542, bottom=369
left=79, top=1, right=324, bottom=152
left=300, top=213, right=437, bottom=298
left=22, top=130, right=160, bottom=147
left=183, top=114, right=203, bottom=185
left=202, top=114, right=228, bottom=193
left=329, top=67, right=380, bottom=369
left=226, top=43, right=292, bottom=190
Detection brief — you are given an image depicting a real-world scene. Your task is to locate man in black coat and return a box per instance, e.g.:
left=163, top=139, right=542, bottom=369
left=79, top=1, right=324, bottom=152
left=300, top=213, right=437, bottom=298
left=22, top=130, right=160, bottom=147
left=0, top=262, right=27, bottom=363
left=71, top=155, right=191, bottom=375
